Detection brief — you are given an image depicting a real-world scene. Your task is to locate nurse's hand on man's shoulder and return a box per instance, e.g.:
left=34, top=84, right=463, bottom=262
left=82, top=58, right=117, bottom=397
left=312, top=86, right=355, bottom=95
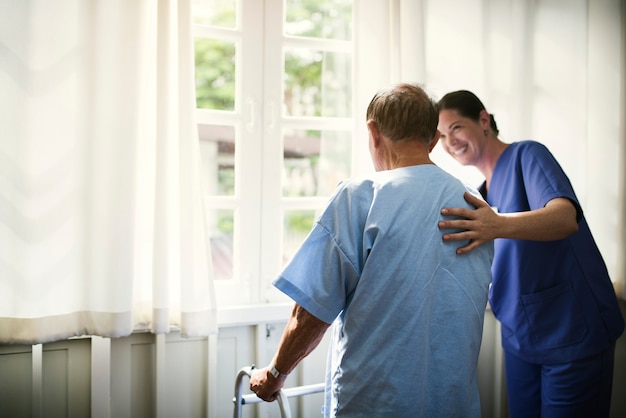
left=438, top=192, right=498, bottom=254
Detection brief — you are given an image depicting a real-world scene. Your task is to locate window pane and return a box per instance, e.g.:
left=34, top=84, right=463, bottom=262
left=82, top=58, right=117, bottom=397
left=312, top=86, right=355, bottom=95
left=198, top=124, right=236, bottom=196
left=284, top=48, right=352, bottom=117
left=282, top=129, right=351, bottom=197
left=283, top=210, right=316, bottom=265
left=284, top=0, right=352, bottom=41
left=195, top=38, right=236, bottom=111
left=208, top=209, right=234, bottom=280
left=192, top=0, right=237, bottom=28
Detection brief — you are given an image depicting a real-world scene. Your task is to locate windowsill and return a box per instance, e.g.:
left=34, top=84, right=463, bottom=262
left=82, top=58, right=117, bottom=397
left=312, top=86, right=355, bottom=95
left=216, top=302, right=293, bottom=328
left=125, top=303, right=294, bottom=336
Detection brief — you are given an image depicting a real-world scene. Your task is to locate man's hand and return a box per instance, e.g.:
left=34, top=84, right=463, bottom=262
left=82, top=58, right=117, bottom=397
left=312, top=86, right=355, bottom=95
left=249, top=366, right=287, bottom=402
left=438, top=192, right=498, bottom=254
left=249, top=304, right=330, bottom=402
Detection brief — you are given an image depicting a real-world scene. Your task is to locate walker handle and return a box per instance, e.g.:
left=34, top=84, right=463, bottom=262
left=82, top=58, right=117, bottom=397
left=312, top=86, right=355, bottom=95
left=232, top=365, right=292, bottom=418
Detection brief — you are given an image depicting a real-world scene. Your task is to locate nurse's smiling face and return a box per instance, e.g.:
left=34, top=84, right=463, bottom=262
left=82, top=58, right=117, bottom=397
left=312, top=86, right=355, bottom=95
left=437, top=109, right=489, bottom=167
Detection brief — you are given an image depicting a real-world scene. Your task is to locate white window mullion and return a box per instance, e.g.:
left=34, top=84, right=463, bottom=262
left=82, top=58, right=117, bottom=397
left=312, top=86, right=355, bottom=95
left=193, top=26, right=240, bottom=42
left=260, top=0, right=289, bottom=304
left=237, top=0, right=266, bottom=304
left=283, top=36, right=352, bottom=53
left=283, top=116, right=353, bottom=130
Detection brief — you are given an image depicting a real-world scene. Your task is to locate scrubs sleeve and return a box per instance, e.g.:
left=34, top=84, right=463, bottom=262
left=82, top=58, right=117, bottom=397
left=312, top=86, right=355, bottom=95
left=519, top=142, right=583, bottom=222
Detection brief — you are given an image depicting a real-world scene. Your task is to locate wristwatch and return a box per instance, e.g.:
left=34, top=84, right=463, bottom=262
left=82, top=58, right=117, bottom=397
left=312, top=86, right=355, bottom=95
left=269, top=363, right=287, bottom=379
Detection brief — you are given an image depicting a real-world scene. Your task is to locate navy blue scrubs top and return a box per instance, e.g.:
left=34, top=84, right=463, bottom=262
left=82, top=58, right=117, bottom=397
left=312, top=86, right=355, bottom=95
left=483, top=141, right=624, bottom=363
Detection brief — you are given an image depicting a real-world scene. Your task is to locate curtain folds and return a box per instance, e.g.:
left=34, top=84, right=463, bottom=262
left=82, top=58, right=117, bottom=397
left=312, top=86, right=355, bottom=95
left=398, top=0, right=625, bottom=296
left=355, top=1, right=624, bottom=297
left=0, top=0, right=217, bottom=344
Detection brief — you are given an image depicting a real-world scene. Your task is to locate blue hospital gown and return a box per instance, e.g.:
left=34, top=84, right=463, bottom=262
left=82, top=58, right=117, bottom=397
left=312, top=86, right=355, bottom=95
left=274, top=164, right=494, bottom=418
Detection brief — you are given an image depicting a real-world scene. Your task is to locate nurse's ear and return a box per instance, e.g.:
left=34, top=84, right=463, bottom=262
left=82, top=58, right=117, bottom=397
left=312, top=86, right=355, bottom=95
left=478, top=109, right=492, bottom=132
left=428, top=130, right=441, bottom=153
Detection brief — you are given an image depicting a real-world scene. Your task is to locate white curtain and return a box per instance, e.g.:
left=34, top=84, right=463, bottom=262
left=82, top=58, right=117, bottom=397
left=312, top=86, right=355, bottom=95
left=0, top=0, right=217, bottom=344
left=355, top=0, right=625, bottom=297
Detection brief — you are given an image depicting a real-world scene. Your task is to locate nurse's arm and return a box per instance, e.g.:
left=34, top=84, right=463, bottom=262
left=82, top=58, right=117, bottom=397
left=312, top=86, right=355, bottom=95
left=249, top=303, right=330, bottom=402
left=438, top=192, right=579, bottom=254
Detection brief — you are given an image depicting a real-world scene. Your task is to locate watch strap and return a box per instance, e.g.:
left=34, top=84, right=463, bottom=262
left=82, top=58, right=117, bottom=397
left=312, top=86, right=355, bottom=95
left=269, top=363, right=286, bottom=379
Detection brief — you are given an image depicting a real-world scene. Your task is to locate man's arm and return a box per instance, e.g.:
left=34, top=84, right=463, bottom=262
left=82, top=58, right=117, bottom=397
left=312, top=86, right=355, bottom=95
left=249, top=303, right=331, bottom=402
left=438, top=192, right=579, bottom=254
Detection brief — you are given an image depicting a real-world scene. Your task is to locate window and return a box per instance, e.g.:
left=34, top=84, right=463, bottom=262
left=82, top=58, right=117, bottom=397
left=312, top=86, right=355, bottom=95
left=192, top=0, right=354, bottom=306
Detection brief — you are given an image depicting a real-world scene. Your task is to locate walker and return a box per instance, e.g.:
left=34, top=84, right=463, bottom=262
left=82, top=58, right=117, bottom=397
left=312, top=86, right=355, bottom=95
left=233, top=365, right=325, bottom=418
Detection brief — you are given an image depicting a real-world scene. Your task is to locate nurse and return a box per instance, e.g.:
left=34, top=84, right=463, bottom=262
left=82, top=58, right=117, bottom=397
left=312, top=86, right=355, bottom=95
left=436, top=90, right=625, bottom=417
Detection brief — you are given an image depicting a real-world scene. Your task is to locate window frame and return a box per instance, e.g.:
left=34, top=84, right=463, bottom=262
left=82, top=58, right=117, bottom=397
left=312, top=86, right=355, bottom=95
left=193, top=0, right=356, bottom=307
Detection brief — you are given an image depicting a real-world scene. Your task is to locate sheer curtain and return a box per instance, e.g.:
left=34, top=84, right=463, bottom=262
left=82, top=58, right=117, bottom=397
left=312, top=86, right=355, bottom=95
left=0, top=0, right=217, bottom=344
left=355, top=0, right=625, bottom=297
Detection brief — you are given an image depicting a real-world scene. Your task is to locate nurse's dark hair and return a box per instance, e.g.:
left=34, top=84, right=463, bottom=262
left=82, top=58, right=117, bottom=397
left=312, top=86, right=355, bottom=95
left=437, top=90, right=499, bottom=135
left=366, top=83, right=438, bottom=145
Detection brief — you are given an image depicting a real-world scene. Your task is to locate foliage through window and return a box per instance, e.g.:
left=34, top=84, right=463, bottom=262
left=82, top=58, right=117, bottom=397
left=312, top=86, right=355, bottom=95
left=192, top=0, right=353, bottom=305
